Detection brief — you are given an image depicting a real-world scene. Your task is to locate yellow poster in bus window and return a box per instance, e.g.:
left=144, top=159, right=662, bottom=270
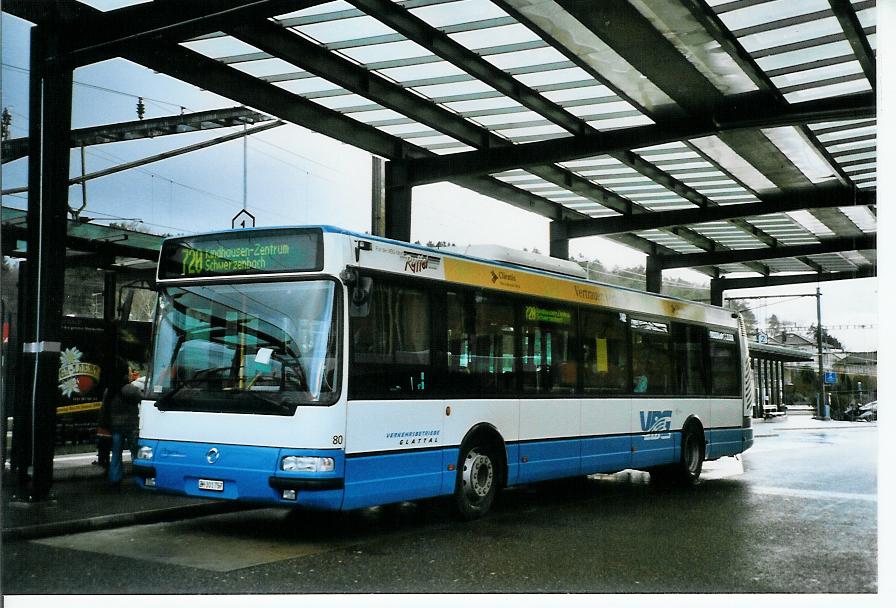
left=595, top=338, right=608, bottom=373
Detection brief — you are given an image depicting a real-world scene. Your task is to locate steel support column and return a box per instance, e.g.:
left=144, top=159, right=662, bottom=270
left=710, top=279, right=724, bottom=307
left=371, top=157, right=386, bottom=237
left=549, top=221, right=569, bottom=260
left=384, top=160, right=411, bottom=242
left=645, top=257, right=662, bottom=294
left=15, top=25, right=73, bottom=501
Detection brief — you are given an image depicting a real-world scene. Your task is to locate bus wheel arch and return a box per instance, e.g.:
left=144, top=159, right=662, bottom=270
left=452, top=424, right=506, bottom=520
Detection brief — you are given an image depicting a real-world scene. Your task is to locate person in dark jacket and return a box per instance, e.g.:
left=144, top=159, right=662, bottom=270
left=101, top=360, right=142, bottom=487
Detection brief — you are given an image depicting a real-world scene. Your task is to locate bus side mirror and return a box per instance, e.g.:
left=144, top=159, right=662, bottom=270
left=350, top=277, right=372, bottom=317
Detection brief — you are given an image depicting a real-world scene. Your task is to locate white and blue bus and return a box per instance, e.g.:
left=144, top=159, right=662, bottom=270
left=134, top=226, right=754, bottom=519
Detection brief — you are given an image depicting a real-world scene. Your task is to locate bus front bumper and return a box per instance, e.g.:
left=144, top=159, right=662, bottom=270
left=133, top=439, right=345, bottom=510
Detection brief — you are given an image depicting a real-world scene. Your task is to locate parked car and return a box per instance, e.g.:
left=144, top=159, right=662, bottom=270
left=857, top=401, right=877, bottom=421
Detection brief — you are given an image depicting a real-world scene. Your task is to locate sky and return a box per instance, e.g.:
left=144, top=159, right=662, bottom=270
left=0, top=2, right=888, bottom=353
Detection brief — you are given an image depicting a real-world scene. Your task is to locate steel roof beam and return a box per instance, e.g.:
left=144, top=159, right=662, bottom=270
left=2, top=106, right=272, bottom=163
left=20, top=0, right=330, bottom=68
left=654, top=235, right=876, bottom=270
left=563, top=187, right=875, bottom=239
left=403, top=93, right=873, bottom=186
left=715, top=267, right=876, bottom=291
left=828, top=0, right=876, bottom=91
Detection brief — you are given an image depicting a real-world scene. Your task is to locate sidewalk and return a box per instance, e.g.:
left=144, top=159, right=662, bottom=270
left=2, top=454, right=254, bottom=541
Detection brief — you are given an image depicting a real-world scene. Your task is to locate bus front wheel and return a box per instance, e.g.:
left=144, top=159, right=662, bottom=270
left=452, top=441, right=499, bottom=520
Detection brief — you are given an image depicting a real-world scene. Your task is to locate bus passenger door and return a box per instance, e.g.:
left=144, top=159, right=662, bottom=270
left=342, top=280, right=445, bottom=510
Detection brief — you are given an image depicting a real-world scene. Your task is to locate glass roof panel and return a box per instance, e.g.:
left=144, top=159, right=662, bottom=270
left=232, top=58, right=305, bottom=78
left=448, top=23, right=540, bottom=49
left=502, top=130, right=570, bottom=143
left=413, top=79, right=496, bottom=99
left=541, top=85, right=617, bottom=103
left=816, top=125, right=876, bottom=142
left=717, top=0, right=829, bottom=32
left=826, top=139, right=876, bottom=154
left=843, top=162, right=876, bottom=173
left=294, top=15, right=397, bottom=44
left=379, top=121, right=441, bottom=136
left=409, top=0, right=508, bottom=27
left=558, top=100, right=634, bottom=117
left=513, top=67, right=595, bottom=88
left=408, top=134, right=465, bottom=147
left=274, top=1, right=354, bottom=20
left=839, top=206, right=876, bottom=232
left=473, top=110, right=550, bottom=126
left=856, top=7, right=876, bottom=29
left=311, top=93, right=381, bottom=110
left=739, top=17, right=842, bottom=53
left=181, top=36, right=261, bottom=59
left=443, top=96, right=519, bottom=113
left=484, top=46, right=571, bottom=70
left=338, top=40, right=432, bottom=65
left=771, top=60, right=863, bottom=89
left=377, top=60, right=468, bottom=83
left=834, top=150, right=876, bottom=163
left=689, top=136, right=778, bottom=192
left=786, top=210, right=835, bottom=237
left=275, top=77, right=343, bottom=96
left=754, top=40, right=853, bottom=72
left=761, top=126, right=839, bottom=183
left=809, top=117, right=875, bottom=132
left=346, top=108, right=410, bottom=124
left=783, top=77, right=871, bottom=103
left=430, top=144, right=477, bottom=154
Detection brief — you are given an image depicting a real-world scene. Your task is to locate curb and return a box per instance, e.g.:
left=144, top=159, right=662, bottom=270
left=2, top=500, right=257, bottom=542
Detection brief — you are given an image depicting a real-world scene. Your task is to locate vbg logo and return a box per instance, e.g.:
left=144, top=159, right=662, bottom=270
left=640, top=410, right=672, bottom=441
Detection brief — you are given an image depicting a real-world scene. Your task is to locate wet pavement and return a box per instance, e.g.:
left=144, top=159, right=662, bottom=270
left=1, top=417, right=880, bottom=595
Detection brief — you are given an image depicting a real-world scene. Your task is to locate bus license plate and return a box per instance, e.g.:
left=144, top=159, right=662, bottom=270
left=198, top=479, right=224, bottom=492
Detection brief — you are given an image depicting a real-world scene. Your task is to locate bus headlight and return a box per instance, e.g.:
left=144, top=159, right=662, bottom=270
left=281, top=456, right=335, bottom=472
left=137, top=446, right=154, bottom=461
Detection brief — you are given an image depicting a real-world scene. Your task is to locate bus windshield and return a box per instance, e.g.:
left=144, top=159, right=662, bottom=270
left=147, top=279, right=339, bottom=415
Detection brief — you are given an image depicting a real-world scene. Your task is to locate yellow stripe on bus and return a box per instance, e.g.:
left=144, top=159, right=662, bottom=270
left=442, top=257, right=722, bottom=326
left=57, top=401, right=102, bottom=414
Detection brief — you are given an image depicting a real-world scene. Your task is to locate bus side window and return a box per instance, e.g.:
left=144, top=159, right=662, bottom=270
left=581, top=309, right=628, bottom=395
left=630, top=319, right=672, bottom=395
left=709, top=330, right=739, bottom=396
left=349, top=280, right=431, bottom=398
left=672, top=323, right=708, bottom=395
left=520, top=303, right=576, bottom=394
left=446, top=290, right=515, bottom=396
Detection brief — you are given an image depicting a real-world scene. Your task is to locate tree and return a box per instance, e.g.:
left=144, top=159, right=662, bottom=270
left=767, top=314, right=781, bottom=336
left=727, top=300, right=758, bottom=335
left=808, top=324, right=844, bottom=350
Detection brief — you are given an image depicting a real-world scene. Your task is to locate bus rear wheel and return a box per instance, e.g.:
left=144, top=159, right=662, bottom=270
left=652, top=424, right=704, bottom=486
left=452, top=442, right=499, bottom=520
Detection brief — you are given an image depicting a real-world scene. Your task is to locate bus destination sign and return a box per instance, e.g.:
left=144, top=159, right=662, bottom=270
left=158, top=228, right=324, bottom=280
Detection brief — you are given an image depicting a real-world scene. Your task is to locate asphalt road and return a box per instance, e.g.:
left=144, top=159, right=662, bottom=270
left=2, top=423, right=878, bottom=595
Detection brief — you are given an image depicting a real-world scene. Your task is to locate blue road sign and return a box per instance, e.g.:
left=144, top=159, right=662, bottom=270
left=824, top=371, right=837, bottom=384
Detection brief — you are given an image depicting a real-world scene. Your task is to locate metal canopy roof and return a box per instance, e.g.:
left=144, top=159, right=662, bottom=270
left=4, top=0, right=877, bottom=281
left=1, top=207, right=163, bottom=268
